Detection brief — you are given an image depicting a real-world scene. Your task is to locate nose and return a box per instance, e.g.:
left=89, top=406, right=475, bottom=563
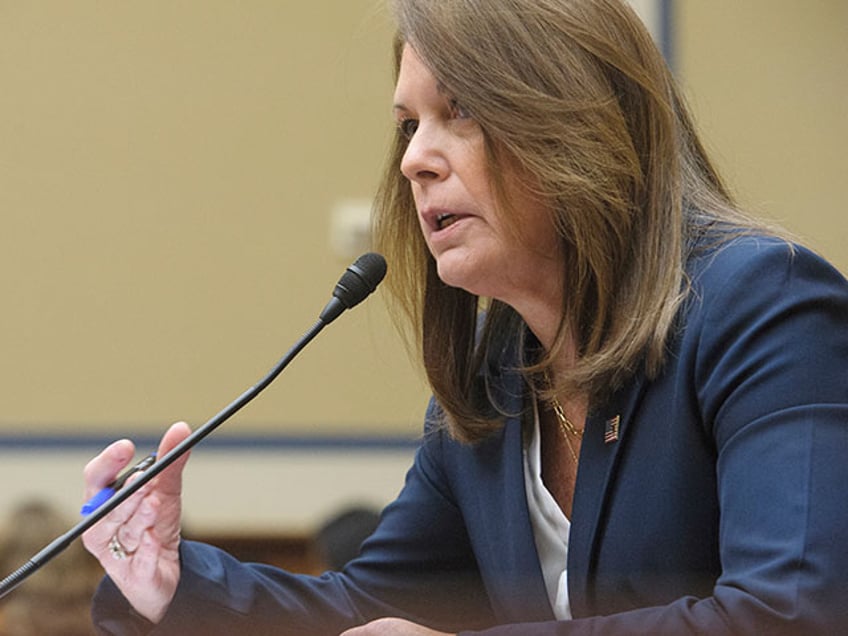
left=400, top=124, right=449, bottom=185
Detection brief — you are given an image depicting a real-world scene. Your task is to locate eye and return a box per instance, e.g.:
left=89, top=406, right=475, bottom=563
left=397, top=117, right=419, bottom=141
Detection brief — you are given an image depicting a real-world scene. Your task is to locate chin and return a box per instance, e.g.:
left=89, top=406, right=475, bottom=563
left=434, top=258, right=468, bottom=290
left=434, top=260, right=489, bottom=297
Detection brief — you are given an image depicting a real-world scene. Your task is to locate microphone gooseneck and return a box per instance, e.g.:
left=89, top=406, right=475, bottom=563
left=0, top=252, right=387, bottom=599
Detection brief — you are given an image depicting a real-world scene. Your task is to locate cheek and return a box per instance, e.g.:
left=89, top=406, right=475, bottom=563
left=499, top=194, right=563, bottom=266
left=463, top=149, right=494, bottom=201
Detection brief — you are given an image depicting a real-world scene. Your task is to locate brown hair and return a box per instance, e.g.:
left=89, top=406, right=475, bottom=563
left=374, top=0, right=777, bottom=443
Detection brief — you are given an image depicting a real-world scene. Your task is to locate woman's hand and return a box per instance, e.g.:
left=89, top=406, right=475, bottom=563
left=81, top=421, right=192, bottom=624
left=340, top=617, right=455, bottom=636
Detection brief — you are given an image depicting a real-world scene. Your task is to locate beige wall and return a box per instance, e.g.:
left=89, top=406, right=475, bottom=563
left=677, top=1, right=848, bottom=274
left=0, top=2, right=428, bottom=437
left=0, top=1, right=845, bottom=442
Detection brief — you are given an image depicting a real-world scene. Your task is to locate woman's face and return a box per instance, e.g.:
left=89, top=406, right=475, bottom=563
left=393, top=45, right=564, bottom=315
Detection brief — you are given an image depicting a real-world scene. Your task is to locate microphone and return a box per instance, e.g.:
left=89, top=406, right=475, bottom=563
left=0, top=252, right=387, bottom=598
left=320, top=252, right=388, bottom=324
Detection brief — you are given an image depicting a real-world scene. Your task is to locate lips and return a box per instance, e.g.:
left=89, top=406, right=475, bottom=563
left=423, top=207, right=465, bottom=231
left=436, top=213, right=459, bottom=230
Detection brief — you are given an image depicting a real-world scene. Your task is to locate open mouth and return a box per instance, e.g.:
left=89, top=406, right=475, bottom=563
left=436, top=213, right=459, bottom=230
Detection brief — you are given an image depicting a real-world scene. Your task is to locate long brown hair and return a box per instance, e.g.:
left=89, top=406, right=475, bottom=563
left=374, top=0, right=777, bottom=443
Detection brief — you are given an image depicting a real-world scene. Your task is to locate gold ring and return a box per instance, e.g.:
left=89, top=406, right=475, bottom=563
left=108, top=534, right=133, bottom=560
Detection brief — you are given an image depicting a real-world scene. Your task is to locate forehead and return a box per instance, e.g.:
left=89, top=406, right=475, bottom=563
left=392, top=45, right=443, bottom=107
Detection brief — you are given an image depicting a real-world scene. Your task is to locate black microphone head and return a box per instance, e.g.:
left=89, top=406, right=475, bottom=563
left=319, top=253, right=387, bottom=324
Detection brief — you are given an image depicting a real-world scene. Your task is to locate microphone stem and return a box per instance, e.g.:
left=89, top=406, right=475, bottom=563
left=0, top=317, right=328, bottom=599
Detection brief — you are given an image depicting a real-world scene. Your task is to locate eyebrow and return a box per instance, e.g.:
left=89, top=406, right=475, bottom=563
left=392, top=83, right=452, bottom=114
left=391, top=103, right=410, bottom=120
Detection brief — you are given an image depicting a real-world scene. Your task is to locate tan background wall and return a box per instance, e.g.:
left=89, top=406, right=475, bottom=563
left=677, top=1, right=847, bottom=274
left=1, top=1, right=425, bottom=437
left=0, top=1, right=845, bottom=531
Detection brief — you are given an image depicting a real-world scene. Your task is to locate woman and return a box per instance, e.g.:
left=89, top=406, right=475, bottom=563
left=83, top=1, right=848, bottom=634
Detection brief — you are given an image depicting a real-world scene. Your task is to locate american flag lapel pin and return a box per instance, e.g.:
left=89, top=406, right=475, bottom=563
left=604, top=415, right=621, bottom=444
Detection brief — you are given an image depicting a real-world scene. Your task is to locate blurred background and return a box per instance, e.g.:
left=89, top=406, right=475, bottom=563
left=0, top=0, right=845, bottom=543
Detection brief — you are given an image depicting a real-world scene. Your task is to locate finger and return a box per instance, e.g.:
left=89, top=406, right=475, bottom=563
left=95, top=422, right=190, bottom=541
left=84, top=423, right=189, bottom=546
left=113, top=490, right=160, bottom=555
left=82, top=484, right=149, bottom=556
left=152, top=421, right=193, bottom=497
left=82, top=438, right=137, bottom=499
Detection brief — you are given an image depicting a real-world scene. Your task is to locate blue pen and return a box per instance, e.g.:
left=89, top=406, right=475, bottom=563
left=80, top=452, right=157, bottom=515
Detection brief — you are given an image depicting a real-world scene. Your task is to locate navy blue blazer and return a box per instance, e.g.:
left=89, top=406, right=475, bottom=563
left=93, top=237, right=848, bottom=635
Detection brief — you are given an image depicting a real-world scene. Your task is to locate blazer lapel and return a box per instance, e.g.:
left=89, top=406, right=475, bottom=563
left=467, top=347, right=554, bottom=623
left=567, top=374, right=649, bottom=617
left=493, top=409, right=558, bottom=622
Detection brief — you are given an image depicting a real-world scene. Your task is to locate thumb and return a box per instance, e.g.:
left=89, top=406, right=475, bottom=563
left=153, top=421, right=193, bottom=495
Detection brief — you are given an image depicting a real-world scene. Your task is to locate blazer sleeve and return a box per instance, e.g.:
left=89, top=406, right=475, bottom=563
left=460, top=240, right=848, bottom=635
left=92, top=400, right=495, bottom=635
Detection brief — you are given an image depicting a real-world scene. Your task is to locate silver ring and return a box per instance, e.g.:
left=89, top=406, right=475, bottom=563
left=109, top=534, right=133, bottom=560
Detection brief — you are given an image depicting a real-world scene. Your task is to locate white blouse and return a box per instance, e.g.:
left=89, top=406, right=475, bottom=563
left=523, top=398, right=573, bottom=620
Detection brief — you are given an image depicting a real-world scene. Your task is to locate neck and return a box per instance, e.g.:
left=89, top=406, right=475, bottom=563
left=508, top=282, right=565, bottom=354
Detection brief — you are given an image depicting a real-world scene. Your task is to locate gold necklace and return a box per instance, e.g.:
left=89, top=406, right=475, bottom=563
left=543, top=370, right=584, bottom=439
left=550, top=395, right=584, bottom=438
left=555, top=416, right=579, bottom=464
left=542, top=371, right=583, bottom=464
